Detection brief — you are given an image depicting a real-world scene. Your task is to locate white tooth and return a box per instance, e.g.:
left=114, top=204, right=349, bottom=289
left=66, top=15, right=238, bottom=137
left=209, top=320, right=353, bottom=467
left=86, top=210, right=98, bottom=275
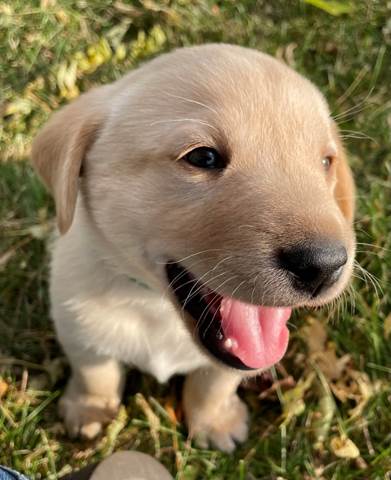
left=224, top=338, right=233, bottom=349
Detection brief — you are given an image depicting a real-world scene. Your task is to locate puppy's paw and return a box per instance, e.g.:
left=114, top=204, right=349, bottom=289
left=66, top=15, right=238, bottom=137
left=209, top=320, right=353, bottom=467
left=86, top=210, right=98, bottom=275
left=59, top=392, right=120, bottom=440
left=188, top=394, right=249, bottom=453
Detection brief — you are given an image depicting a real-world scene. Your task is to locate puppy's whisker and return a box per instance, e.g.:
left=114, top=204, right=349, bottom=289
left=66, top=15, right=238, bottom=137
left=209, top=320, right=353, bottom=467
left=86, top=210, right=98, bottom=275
left=163, top=256, right=220, bottom=298
left=356, top=242, right=391, bottom=253
left=160, top=249, right=225, bottom=265
left=217, top=280, right=248, bottom=333
left=182, top=256, right=233, bottom=307
left=177, top=260, right=233, bottom=308
left=250, top=273, right=260, bottom=305
left=201, top=278, right=248, bottom=338
left=163, top=92, right=219, bottom=116
left=196, top=275, right=238, bottom=334
left=332, top=88, right=374, bottom=122
left=181, top=271, right=228, bottom=308
left=335, top=66, right=369, bottom=106
left=354, top=261, right=383, bottom=298
left=168, top=262, right=227, bottom=300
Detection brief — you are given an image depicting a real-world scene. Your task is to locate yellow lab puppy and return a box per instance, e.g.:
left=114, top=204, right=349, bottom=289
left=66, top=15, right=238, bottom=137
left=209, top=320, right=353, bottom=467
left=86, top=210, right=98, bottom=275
left=32, top=44, right=355, bottom=452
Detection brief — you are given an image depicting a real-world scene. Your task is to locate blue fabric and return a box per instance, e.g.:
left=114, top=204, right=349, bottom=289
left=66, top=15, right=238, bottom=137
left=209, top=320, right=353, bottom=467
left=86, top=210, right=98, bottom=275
left=0, top=467, right=29, bottom=480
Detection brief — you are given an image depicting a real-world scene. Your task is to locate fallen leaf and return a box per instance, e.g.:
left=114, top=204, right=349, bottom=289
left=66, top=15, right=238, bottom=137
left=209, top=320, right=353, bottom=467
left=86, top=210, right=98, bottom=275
left=55, top=9, right=69, bottom=25
left=313, top=346, right=351, bottom=381
left=281, top=371, right=315, bottom=425
left=5, top=98, right=33, bottom=116
left=301, top=317, right=351, bottom=381
left=303, top=0, right=355, bottom=16
left=0, top=378, right=9, bottom=399
left=135, top=393, right=160, bottom=454
left=28, top=222, right=51, bottom=240
left=300, top=316, right=327, bottom=354
left=330, top=435, right=360, bottom=458
left=259, top=376, right=296, bottom=400
left=384, top=313, right=391, bottom=339
left=99, top=406, right=128, bottom=456
left=313, top=394, right=336, bottom=449
left=329, top=368, right=384, bottom=420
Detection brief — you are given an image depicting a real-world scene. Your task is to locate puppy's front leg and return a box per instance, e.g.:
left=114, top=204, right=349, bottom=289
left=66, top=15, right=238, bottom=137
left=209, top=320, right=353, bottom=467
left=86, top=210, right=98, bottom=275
left=183, top=366, right=248, bottom=452
left=59, top=349, right=124, bottom=439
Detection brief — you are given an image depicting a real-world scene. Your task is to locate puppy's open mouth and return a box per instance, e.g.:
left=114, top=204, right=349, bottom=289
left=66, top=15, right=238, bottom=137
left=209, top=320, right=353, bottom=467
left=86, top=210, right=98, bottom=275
left=166, top=262, right=292, bottom=371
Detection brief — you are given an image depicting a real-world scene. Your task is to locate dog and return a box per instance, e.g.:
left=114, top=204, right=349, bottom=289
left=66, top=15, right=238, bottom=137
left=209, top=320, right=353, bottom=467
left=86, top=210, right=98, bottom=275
left=32, top=44, right=355, bottom=452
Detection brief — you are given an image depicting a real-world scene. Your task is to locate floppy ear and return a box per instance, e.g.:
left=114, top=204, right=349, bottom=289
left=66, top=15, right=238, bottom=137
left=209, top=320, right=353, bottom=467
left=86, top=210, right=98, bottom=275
left=332, top=123, right=355, bottom=223
left=32, top=88, right=107, bottom=234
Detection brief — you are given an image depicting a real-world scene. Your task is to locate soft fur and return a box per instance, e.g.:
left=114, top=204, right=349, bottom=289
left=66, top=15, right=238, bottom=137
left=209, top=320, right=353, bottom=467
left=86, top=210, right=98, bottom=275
left=32, top=44, right=355, bottom=451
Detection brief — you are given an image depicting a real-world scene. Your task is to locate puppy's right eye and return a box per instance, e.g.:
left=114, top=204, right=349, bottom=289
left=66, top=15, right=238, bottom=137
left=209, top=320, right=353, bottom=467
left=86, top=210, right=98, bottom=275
left=182, top=147, right=226, bottom=170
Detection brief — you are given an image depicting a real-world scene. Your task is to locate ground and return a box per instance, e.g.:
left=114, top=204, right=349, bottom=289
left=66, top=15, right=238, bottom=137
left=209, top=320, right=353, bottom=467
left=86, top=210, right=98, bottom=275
left=0, top=1, right=390, bottom=479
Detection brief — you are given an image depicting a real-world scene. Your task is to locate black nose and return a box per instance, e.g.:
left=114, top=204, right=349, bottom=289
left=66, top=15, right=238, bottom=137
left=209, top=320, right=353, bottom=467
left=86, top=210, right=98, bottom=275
left=278, top=240, right=348, bottom=296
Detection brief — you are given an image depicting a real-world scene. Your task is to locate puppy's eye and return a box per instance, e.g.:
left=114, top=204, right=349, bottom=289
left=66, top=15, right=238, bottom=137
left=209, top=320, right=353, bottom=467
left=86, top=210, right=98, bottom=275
left=322, top=156, right=333, bottom=171
left=182, top=147, right=226, bottom=170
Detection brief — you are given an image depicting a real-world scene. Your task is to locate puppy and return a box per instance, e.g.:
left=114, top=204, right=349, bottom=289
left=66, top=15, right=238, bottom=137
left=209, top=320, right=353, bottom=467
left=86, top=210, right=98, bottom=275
left=32, top=44, right=355, bottom=452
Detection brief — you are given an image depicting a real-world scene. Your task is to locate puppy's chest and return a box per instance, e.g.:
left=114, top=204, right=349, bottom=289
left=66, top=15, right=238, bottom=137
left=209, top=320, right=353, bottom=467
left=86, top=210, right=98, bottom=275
left=90, top=280, right=209, bottom=383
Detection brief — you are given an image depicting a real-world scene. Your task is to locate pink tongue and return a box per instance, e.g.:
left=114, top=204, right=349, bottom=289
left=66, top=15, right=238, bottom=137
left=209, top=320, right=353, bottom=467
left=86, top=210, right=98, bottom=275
left=220, top=298, right=291, bottom=369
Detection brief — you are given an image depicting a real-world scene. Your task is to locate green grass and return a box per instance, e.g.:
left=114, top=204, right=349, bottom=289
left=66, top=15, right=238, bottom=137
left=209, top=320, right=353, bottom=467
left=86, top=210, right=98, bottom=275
left=1, top=1, right=390, bottom=478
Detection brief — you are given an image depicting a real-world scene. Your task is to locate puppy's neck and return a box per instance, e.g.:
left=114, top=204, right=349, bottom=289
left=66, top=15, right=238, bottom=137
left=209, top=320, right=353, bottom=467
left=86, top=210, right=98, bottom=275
left=69, top=196, right=164, bottom=292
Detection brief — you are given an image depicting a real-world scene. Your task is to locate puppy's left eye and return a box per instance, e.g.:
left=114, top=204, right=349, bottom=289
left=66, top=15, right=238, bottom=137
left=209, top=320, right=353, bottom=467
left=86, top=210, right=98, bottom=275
left=182, top=147, right=226, bottom=170
left=322, top=156, right=333, bottom=171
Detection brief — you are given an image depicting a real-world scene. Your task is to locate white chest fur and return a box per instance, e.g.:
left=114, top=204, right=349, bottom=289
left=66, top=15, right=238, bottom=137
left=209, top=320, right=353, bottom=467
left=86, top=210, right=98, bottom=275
left=50, top=224, right=209, bottom=383
left=76, top=278, right=209, bottom=383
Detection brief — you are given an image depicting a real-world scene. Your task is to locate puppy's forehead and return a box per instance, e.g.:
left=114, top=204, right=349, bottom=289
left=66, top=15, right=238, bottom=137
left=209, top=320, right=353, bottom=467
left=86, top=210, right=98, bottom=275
left=112, top=45, right=332, bottom=159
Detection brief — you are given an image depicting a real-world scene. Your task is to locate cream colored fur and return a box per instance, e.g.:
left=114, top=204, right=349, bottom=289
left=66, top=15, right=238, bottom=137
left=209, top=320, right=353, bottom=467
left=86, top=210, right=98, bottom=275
left=32, top=44, right=355, bottom=451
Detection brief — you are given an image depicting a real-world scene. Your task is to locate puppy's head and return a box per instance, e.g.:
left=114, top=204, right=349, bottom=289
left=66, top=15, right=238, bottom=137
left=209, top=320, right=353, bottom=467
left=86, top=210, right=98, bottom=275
left=32, top=44, right=355, bottom=371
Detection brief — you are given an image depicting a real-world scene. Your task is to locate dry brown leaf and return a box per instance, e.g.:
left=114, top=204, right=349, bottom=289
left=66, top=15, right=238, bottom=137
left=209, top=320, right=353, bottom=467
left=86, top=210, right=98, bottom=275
left=330, top=435, right=360, bottom=459
left=164, top=400, right=178, bottom=425
left=312, top=346, right=351, bottom=381
left=348, top=371, right=383, bottom=419
left=300, top=316, right=328, bottom=353
left=301, top=317, right=350, bottom=381
left=329, top=369, right=384, bottom=419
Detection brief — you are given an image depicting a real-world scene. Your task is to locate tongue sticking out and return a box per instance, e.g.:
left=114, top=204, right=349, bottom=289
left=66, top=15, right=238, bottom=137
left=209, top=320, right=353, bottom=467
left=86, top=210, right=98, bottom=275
left=220, top=298, right=291, bottom=369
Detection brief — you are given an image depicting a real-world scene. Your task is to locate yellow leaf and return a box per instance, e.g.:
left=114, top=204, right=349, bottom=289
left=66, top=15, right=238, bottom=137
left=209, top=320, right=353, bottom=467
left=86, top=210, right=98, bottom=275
left=63, top=61, right=77, bottom=90
left=115, top=44, right=127, bottom=62
left=97, top=38, right=112, bottom=62
left=5, top=98, right=33, bottom=116
left=0, top=4, right=12, bottom=15
left=330, top=435, right=360, bottom=458
left=41, top=0, right=56, bottom=8
left=55, top=9, right=69, bottom=25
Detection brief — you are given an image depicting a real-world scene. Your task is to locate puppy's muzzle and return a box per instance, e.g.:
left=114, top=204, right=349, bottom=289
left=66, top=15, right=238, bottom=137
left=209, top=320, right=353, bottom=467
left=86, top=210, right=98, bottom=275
left=278, top=239, right=348, bottom=297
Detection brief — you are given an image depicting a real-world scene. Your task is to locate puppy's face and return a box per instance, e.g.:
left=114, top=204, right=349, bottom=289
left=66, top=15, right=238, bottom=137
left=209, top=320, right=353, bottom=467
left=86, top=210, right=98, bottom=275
left=33, top=45, right=355, bottom=372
